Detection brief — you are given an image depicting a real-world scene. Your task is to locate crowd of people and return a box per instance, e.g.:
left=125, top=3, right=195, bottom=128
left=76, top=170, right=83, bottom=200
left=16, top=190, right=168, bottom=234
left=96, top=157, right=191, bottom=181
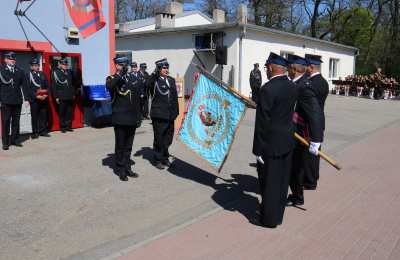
left=0, top=51, right=179, bottom=183
left=1, top=51, right=52, bottom=150
left=251, top=53, right=328, bottom=228
left=106, top=56, right=178, bottom=181
left=2, top=49, right=333, bottom=229
left=333, top=69, right=400, bottom=100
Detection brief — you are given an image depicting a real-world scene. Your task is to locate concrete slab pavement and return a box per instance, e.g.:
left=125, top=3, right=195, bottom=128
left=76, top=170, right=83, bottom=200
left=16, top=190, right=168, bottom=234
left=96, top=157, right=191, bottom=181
left=1, top=95, right=400, bottom=260
left=117, top=104, right=400, bottom=260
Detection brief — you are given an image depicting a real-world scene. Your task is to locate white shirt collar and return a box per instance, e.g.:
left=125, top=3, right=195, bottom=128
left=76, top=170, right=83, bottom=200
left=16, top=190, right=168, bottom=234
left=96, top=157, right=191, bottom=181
left=292, top=73, right=305, bottom=83
left=309, top=72, right=321, bottom=78
left=268, top=74, right=287, bottom=81
left=7, top=64, right=14, bottom=71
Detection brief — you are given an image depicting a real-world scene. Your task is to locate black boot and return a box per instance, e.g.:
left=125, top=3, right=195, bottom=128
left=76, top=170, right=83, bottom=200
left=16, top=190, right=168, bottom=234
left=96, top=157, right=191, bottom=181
left=118, top=169, right=128, bottom=181
left=126, top=168, right=139, bottom=178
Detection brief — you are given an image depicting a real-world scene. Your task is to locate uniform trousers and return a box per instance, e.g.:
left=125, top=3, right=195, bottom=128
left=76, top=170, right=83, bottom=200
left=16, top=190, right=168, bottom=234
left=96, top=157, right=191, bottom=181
left=152, top=118, right=174, bottom=163
left=289, top=144, right=305, bottom=200
left=114, top=125, right=136, bottom=173
left=302, top=146, right=320, bottom=189
left=58, top=100, right=73, bottom=130
left=30, top=100, right=49, bottom=135
left=142, top=96, right=149, bottom=118
left=259, top=151, right=293, bottom=227
left=1, top=104, right=22, bottom=146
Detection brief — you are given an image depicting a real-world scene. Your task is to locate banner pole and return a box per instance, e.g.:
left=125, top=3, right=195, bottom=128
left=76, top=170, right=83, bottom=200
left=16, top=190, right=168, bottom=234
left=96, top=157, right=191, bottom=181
left=192, top=63, right=257, bottom=109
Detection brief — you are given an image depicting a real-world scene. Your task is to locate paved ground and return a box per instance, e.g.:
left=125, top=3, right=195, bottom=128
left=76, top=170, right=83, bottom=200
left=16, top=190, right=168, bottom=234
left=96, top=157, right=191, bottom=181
left=1, top=95, right=400, bottom=260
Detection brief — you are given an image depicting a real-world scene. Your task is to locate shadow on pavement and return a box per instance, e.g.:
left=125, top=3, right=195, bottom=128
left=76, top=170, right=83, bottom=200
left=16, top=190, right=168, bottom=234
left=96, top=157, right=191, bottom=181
left=102, top=153, right=135, bottom=178
left=134, top=146, right=156, bottom=166
left=167, top=157, right=261, bottom=226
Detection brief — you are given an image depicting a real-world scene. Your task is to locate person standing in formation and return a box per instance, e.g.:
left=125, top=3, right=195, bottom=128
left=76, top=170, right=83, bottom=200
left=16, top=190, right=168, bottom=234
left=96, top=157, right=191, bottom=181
left=286, top=54, right=324, bottom=207
left=0, top=51, right=27, bottom=150
left=147, top=58, right=179, bottom=170
left=252, top=53, right=298, bottom=228
left=139, top=63, right=150, bottom=119
left=303, top=54, right=329, bottom=190
left=27, top=58, right=50, bottom=139
left=51, top=58, right=75, bottom=133
left=106, top=56, right=142, bottom=181
left=249, top=63, right=262, bottom=103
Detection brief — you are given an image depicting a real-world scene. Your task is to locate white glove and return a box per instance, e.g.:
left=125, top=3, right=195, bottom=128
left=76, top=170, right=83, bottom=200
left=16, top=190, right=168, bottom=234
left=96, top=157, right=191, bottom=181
left=309, top=142, right=321, bottom=156
left=256, top=156, right=264, bottom=164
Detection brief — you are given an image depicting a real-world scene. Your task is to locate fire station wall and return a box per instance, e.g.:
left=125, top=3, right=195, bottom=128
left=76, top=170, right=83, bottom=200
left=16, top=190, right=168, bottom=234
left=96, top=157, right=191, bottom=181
left=0, top=0, right=112, bottom=86
left=240, top=29, right=356, bottom=97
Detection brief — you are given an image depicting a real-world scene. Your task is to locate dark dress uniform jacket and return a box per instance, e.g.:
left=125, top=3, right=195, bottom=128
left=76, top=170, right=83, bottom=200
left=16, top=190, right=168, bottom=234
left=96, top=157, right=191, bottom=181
left=139, top=71, right=149, bottom=92
left=294, top=75, right=324, bottom=142
left=148, top=75, right=179, bottom=121
left=0, top=65, right=26, bottom=105
left=106, top=73, right=142, bottom=126
left=51, top=68, right=74, bottom=100
left=253, top=75, right=298, bottom=157
left=308, top=73, right=329, bottom=130
left=26, top=71, right=49, bottom=102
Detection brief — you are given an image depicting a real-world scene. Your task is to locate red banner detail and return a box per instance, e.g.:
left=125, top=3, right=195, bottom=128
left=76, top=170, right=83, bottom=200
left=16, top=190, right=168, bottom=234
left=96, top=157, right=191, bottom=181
left=64, top=0, right=106, bottom=38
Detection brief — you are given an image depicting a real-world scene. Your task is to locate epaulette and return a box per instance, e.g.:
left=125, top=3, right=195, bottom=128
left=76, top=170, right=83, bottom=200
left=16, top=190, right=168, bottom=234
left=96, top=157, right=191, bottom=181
left=106, top=75, right=114, bottom=81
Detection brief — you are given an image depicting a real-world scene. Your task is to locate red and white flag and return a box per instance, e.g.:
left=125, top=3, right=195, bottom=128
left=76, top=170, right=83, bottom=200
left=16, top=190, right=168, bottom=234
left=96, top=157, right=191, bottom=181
left=64, top=0, right=106, bottom=38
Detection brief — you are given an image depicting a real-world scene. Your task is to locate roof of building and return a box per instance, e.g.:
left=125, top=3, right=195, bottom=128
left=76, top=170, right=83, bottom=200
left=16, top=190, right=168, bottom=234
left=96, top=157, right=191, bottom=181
left=118, top=10, right=213, bottom=32
left=117, top=21, right=358, bottom=53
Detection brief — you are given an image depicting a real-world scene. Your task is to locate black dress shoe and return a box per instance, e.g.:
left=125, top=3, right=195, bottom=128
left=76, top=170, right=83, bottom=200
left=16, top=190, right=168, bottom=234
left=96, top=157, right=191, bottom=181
left=31, top=133, right=39, bottom=139
left=40, top=133, right=51, bottom=137
left=2, top=145, right=9, bottom=150
left=11, top=142, right=23, bottom=147
left=155, top=162, right=165, bottom=170
left=304, top=185, right=317, bottom=190
left=262, top=223, right=277, bottom=229
left=286, top=195, right=304, bottom=206
left=126, top=169, right=139, bottom=178
left=162, top=159, right=171, bottom=167
left=66, top=128, right=74, bottom=132
left=119, top=174, right=128, bottom=181
left=61, top=129, right=67, bottom=133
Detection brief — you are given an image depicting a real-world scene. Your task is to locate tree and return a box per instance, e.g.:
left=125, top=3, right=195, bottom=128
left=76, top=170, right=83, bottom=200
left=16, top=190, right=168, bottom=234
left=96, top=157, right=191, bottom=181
left=115, top=0, right=168, bottom=23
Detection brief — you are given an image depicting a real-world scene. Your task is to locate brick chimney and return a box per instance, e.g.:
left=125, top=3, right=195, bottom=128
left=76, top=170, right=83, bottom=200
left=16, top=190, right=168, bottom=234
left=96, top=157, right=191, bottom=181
left=155, top=12, right=176, bottom=29
left=213, top=9, right=225, bottom=23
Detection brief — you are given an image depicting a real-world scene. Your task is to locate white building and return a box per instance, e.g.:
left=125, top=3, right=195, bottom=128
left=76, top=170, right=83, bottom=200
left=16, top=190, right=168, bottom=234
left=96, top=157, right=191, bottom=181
left=116, top=3, right=358, bottom=97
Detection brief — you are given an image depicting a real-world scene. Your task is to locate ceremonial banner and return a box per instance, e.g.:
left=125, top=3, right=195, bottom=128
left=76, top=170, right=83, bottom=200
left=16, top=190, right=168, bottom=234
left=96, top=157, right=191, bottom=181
left=64, top=0, right=106, bottom=38
left=179, top=74, right=246, bottom=171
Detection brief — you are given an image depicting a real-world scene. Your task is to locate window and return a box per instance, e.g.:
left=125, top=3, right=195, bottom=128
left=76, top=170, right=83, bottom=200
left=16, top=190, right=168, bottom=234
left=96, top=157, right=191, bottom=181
left=115, top=51, right=132, bottom=63
left=193, top=32, right=224, bottom=51
left=329, top=58, right=339, bottom=78
left=280, top=51, right=294, bottom=59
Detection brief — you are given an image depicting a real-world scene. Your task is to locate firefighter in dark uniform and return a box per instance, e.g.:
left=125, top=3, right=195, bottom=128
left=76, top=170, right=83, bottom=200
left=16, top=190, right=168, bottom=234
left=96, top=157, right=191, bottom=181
left=0, top=51, right=27, bottom=150
left=147, top=58, right=179, bottom=170
left=106, top=56, right=142, bottom=181
left=51, top=58, right=75, bottom=133
left=303, top=54, right=329, bottom=190
left=139, top=63, right=150, bottom=119
left=129, top=61, right=139, bottom=79
left=27, top=58, right=50, bottom=139
left=249, top=63, right=262, bottom=103
left=252, top=53, right=298, bottom=228
left=286, top=54, right=324, bottom=206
